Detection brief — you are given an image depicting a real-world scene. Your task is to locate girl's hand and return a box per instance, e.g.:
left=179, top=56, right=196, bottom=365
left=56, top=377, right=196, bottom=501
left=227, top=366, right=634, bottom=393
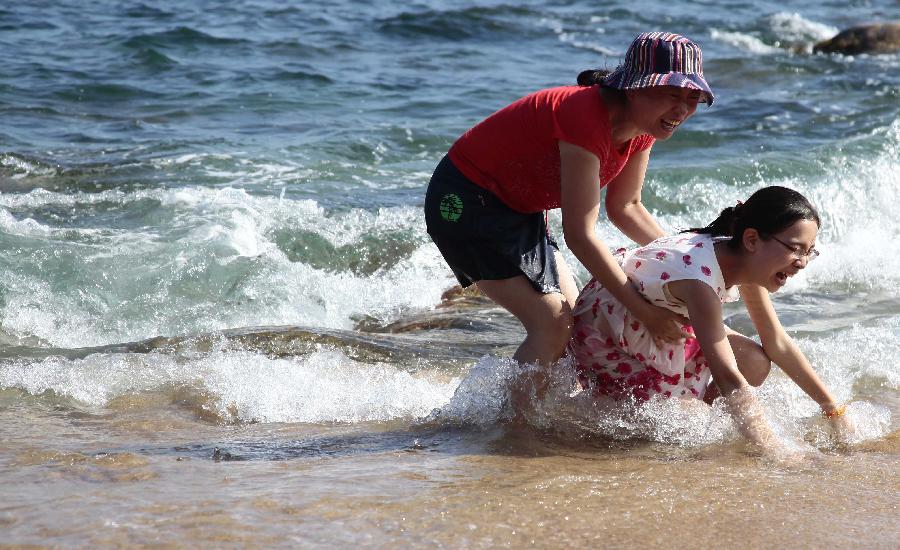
left=724, top=386, right=788, bottom=454
left=823, top=404, right=857, bottom=442
left=636, top=301, right=694, bottom=346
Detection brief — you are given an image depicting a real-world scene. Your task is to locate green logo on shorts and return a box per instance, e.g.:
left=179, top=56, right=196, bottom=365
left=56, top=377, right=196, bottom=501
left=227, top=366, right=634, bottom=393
left=439, top=193, right=463, bottom=222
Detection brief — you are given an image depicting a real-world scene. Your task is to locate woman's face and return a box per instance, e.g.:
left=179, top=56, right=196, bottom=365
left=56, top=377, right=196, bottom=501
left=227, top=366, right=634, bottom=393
left=627, top=86, right=704, bottom=140
left=748, top=219, right=820, bottom=292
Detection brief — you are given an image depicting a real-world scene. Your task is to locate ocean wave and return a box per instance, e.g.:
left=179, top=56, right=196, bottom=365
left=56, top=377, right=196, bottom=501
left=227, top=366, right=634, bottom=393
left=0, top=348, right=458, bottom=423
left=0, top=153, right=58, bottom=179
left=0, top=183, right=453, bottom=347
left=122, top=27, right=250, bottom=50
left=376, top=5, right=537, bottom=41
left=765, top=12, right=838, bottom=43
left=129, top=47, right=179, bottom=70
left=710, top=29, right=781, bottom=55
left=52, top=82, right=165, bottom=102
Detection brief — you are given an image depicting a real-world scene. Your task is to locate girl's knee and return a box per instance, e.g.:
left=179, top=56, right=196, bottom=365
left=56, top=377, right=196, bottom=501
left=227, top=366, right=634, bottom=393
left=728, top=333, right=771, bottom=386
left=747, top=358, right=771, bottom=387
left=743, top=348, right=772, bottom=386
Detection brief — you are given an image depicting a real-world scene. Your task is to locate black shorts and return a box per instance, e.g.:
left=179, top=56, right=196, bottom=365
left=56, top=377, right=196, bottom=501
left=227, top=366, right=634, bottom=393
left=424, top=155, right=561, bottom=294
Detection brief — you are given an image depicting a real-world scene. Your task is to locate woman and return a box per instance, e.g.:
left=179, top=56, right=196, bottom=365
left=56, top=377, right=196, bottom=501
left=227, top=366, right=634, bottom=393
left=569, top=186, right=850, bottom=450
left=425, top=32, right=710, bottom=390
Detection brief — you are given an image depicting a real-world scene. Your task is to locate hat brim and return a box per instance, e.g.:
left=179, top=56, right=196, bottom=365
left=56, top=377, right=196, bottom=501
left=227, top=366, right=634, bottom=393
left=604, top=69, right=715, bottom=106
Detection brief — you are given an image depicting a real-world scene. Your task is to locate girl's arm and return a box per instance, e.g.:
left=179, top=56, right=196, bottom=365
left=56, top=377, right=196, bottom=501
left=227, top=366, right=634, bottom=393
left=670, top=279, right=784, bottom=450
left=739, top=284, right=843, bottom=415
left=559, top=141, right=690, bottom=344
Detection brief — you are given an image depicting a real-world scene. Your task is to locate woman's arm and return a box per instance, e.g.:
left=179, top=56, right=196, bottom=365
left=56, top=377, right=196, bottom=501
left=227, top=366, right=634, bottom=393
left=559, top=140, right=690, bottom=344
left=670, top=279, right=784, bottom=449
left=604, top=147, right=666, bottom=246
left=740, top=284, right=842, bottom=414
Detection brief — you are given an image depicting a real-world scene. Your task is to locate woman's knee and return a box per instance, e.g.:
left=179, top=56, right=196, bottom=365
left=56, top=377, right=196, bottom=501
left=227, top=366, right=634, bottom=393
left=527, top=307, right=574, bottom=353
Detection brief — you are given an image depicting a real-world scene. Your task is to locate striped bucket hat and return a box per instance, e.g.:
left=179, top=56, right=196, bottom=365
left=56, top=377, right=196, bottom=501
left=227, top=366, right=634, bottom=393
left=604, top=32, right=714, bottom=106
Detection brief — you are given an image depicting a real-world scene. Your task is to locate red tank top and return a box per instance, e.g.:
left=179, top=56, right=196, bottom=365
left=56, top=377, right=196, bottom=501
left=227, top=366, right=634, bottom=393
left=448, top=85, right=655, bottom=213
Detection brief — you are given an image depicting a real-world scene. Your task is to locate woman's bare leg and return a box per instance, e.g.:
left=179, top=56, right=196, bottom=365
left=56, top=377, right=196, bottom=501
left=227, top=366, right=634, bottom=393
left=474, top=252, right=579, bottom=415
left=475, top=251, right=579, bottom=366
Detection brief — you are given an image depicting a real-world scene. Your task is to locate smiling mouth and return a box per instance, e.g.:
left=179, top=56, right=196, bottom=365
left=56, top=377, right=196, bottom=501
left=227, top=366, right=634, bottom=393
left=661, top=119, right=682, bottom=131
left=775, top=271, right=795, bottom=286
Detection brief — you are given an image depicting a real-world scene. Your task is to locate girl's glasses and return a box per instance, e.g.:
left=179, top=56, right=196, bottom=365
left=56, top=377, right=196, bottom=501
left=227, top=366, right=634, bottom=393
left=770, top=235, right=820, bottom=261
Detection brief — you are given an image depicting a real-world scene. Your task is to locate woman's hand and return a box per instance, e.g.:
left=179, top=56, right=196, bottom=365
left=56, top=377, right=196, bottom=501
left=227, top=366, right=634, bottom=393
left=634, top=299, right=694, bottom=346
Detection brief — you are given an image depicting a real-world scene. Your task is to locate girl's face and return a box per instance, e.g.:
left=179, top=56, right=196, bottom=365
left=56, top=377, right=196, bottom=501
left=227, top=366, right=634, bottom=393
left=749, top=219, right=820, bottom=292
left=626, top=86, right=704, bottom=140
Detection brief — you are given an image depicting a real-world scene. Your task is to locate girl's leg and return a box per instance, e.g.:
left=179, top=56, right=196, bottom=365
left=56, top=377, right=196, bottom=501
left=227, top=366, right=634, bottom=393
left=704, top=330, right=772, bottom=403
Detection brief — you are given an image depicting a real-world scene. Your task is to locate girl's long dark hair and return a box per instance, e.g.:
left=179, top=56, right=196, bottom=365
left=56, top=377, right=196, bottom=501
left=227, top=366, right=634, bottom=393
left=577, top=69, right=610, bottom=86
left=686, top=186, right=821, bottom=249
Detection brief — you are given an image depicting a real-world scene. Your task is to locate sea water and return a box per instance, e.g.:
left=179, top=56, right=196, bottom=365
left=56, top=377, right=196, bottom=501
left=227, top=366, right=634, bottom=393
left=1, top=0, right=898, bottom=546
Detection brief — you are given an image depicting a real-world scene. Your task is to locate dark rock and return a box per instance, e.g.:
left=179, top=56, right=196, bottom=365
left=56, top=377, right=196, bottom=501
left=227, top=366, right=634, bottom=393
left=813, top=22, right=900, bottom=55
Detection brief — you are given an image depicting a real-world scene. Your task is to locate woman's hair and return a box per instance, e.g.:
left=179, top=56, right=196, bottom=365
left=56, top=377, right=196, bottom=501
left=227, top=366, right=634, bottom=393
left=686, top=186, right=821, bottom=250
left=577, top=69, right=611, bottom=86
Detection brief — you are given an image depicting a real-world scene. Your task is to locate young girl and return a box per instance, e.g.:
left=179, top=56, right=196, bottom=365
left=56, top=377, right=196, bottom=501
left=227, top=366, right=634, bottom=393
left=425, top=32, right=712, bottom=386
left=569, top=186, right=849, bottom=449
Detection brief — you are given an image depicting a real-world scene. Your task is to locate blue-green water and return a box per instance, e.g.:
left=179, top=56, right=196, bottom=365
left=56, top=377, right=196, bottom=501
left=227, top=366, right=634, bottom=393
left=1, top=1, right=898, bottom=546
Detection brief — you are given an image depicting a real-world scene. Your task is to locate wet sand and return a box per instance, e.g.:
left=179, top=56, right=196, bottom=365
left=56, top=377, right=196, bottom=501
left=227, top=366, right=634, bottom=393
left=2, top=393, right=897, bottom=548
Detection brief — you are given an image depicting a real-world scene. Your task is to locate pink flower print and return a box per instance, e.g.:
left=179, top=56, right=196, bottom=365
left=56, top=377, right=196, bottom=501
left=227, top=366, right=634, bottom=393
left=694, top=242, right=703, bottom=248
left=631, top=321, right=641, bottom=331
left=664, top=391, right=672, bottom=398
left=606, top=352, right=621, bottom=361
left=639, top=281, right=645, bottom=292
left=656, top=252, right=667, bottom=260
left=635, top=353, right=646, bottom=362
left=716, top=286, right=722, bottom=293
left=615, top=362, right=632, bottom=374
left=701, top=266, right=712, bottom=276
left=605, top=337, right=615, bottom=348
left=682, top=255, right=692, bottom=266
left=649, top=354, right=656, bottom=361
left=668, top=350, right=674, bottom=360
left=635, top=260, right=642, bottom=269
left=660, top=272, right=670, bottom=280
left=607, top=304, right=615, bottom=315
left=690, top=387, right=699, bottom=397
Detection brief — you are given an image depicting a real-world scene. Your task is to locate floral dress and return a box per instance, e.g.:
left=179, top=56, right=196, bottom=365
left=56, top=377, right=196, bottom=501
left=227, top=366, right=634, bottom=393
left=569, top=233, right=740, bottom=401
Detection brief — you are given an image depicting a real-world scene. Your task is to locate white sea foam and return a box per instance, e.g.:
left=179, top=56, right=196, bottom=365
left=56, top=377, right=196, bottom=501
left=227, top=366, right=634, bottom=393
left=765, top=12, right=838, bottom=43
left=0, top=348, right=458, bottom=423
left=0, top=208, right=52, bottom=237
left=427, top=345, right=892, bottom=448
left=0, top=183, right=454, bottom=347
left=710, top=29, right=781, bottom=55
left=1, top=324, right=891, bottom=443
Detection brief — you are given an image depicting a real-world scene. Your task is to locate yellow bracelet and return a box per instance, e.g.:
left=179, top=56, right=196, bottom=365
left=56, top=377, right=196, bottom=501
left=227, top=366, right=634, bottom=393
left=823, top=404, right=847, bottom=418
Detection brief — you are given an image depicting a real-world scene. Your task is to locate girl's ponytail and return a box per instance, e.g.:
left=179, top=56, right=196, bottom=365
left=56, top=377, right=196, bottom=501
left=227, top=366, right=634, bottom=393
left=684, top=187, right=820, bottom=250
left=690, top=204, right=741, bottom=238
